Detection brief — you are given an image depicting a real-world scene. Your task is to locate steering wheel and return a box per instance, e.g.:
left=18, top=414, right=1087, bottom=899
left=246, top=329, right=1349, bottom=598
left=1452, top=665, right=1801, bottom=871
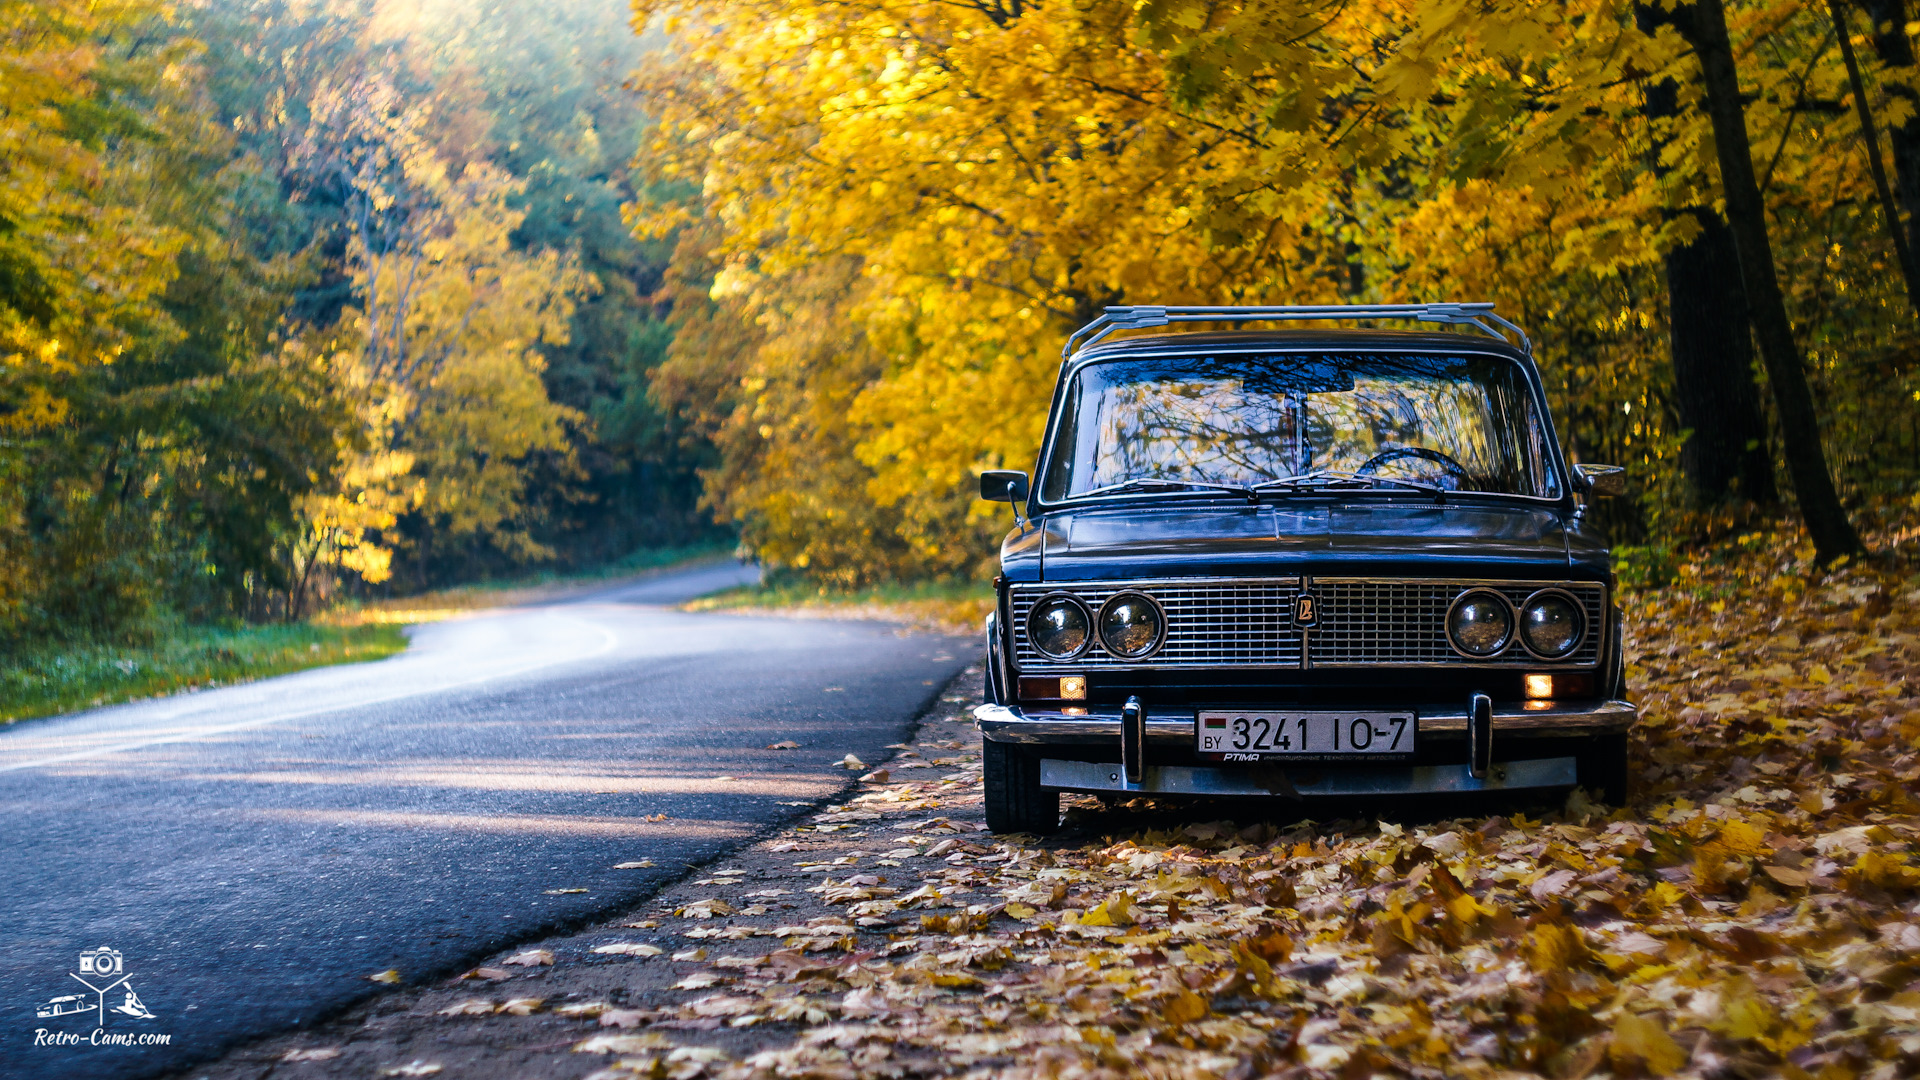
left=1356, top=446, right=1470, bottom=486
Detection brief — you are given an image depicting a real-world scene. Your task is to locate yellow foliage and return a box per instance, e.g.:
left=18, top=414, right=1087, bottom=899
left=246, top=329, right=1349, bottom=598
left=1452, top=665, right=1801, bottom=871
left=634, top=0, right=1904, bottom=579
left=295, top=68, right=591, bottom=572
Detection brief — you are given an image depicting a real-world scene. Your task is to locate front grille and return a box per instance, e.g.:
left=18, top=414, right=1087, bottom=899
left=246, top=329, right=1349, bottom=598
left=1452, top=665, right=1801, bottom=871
left=1010, top=577, right=1605, bottom=670
left=1011, top=581, right=1302, bottom=669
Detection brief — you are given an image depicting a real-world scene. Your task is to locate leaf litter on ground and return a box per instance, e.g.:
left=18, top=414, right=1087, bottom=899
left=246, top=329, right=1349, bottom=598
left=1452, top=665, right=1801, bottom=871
left=609, top=528, right=1920, bottom=1079
left=197, top=525, right=1920, bottom=1079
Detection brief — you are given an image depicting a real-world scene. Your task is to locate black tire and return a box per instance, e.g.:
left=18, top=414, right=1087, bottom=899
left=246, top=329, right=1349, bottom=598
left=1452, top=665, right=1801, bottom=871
left=1577, top=732, right=1630, bottom=807
left=983, top=739, right=1059, bottom=834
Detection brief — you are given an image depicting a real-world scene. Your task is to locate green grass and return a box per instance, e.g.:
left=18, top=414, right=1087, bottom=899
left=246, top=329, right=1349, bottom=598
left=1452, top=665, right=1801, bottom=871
left=685, top=578, right=994, bottom=634
left=323, top=541, right=738, bottom=627
left=1, top=542, right=735, bottom=725
left=0, top=622, right=409, bottom=726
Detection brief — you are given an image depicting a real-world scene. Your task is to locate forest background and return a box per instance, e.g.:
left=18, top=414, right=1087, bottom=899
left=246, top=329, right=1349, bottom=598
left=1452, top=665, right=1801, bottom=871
left=1, top=0, right=721, bottom=681
left=7, top=0, right=1920, bottom=691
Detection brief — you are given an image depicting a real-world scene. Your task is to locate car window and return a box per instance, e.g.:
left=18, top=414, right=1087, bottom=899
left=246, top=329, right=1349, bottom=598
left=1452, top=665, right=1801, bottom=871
left=1040, top=352, right=1562, bottom=500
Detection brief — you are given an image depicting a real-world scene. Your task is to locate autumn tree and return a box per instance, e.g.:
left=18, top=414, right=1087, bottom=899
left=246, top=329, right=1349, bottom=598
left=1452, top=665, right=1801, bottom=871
left=634, top=0, right=1909, bottom=579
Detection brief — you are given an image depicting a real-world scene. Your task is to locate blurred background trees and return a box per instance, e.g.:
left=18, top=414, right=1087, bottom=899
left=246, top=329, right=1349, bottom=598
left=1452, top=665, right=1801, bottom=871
left=8, top=0, right=1920, bottom=649
left=0, top=0, right=718, bottom=648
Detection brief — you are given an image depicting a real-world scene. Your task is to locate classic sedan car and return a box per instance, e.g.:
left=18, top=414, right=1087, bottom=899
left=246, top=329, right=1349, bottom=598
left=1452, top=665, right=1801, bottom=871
left=973, top=303, right=1632, bottom=834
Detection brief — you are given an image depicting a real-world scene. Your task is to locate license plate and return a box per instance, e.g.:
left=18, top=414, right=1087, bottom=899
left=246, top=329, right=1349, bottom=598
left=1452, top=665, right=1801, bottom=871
left=1196, top=710, right=1415, bottom=762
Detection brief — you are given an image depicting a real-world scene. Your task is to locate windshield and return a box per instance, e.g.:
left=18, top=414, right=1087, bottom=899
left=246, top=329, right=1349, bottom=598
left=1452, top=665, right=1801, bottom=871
left=1039, top=352, right=1562, bottom=501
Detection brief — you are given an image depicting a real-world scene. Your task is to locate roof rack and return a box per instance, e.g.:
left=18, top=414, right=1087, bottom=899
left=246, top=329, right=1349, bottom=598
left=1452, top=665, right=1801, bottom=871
left=1060, top=302, right=1532, bottom=359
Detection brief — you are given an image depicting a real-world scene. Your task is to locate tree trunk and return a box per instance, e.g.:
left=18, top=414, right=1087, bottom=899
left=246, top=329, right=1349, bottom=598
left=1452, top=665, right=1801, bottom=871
left=1863, top=0, right=1920, bottom=264
left=1832, top=0, right=1920, bottom=314
left=1664, top=210, right=1779, bottom=505
left=1633, top=11, right=1780, bottom=508
left=1678, top=0, right=1865, bottom=563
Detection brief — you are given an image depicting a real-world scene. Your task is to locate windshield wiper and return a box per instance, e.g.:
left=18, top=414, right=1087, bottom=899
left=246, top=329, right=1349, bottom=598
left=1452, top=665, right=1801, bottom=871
left=1081, top=477, right=1260, bottom=503
left=1252, top=470, right=1450, bottom=502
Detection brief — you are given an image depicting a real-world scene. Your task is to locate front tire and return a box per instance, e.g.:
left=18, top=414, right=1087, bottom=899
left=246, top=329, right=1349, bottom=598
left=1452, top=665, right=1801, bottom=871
left=983, top=739, right=1059, bottom=834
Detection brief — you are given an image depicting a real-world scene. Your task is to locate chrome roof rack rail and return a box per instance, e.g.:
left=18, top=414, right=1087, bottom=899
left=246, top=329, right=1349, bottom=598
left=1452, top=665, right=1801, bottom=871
left=1060, top=302, right=1532, bottom=358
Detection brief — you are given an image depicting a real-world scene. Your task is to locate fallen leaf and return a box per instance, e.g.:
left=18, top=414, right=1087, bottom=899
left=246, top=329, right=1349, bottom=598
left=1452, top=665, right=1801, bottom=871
left=592, top=942, right=664, bottom=957
left=767, top=740, right=801, bottom=749
left=1528, top=868, right=1578, bottom=903
left=573, top=1033, right=674, bottom=1054
left=281, top=1048, right=342, bottom=1062
left=436, top=999, right=494, bottom=1016
left=1703, top=975, right=1773, bottom=1041
left=860, top=769, right=891, bottom=783
left=498, top=997, right=543, bottom=1015
left=545, top=888, right=588, bottom=895
left=1525, top=921, right=1591, bottom=973
left=1762, top=864, right=1812, bottom=888
left=614, top=860, right=656, bottom=869
left=599, top=1007, right=654, bottom=1028
left=678, top=899, right=734, bottom=918
left=367, top=969, right=401, bottom=984
left=504, top=949, right=554, bottom=967
left=1608, top=1013, right=1687, bottom=1075
left=462, top=967, right=512, bottom=982
left=686, top=993, right=756, bottom=1016
left=1164, top=989, right=1209, bottom=1025
left=673, top=972, right=725, bottom=990
left=554, top=1002, right=607, bottom=1019
left=836, top=754, right=867, bottom=769
left=1076, top=891, right=1137, bottom=927
left=378, top=1062, right=442, bottom=1077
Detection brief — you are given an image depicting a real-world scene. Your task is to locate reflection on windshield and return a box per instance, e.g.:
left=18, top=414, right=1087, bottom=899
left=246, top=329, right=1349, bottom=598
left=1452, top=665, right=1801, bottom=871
left=1041, top=353, right=1561, bottom=500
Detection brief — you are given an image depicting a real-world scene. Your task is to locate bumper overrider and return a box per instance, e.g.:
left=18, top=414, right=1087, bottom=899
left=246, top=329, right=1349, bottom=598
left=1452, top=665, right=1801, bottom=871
left=973, top=698, right=1635, bottom=799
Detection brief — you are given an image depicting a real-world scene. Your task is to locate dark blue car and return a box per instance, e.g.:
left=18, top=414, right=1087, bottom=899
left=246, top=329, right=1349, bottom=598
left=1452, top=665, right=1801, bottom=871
left=974, top=303, right=1632, bottom=834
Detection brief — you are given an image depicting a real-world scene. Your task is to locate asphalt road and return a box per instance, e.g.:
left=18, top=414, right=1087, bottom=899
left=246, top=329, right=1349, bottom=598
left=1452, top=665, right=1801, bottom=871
left=0, top=562, right=972, bottom=1080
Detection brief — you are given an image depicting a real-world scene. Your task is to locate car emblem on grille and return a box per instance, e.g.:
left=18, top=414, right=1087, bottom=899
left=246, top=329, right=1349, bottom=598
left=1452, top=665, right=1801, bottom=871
left=1292, top=592, right=1319, bottom=628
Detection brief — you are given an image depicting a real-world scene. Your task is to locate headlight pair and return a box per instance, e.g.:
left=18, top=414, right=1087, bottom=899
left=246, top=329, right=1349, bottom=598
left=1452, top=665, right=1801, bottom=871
left=1027, top=592, right=1164, bottom=660
left=1447, top=588, right=1585, bottom=659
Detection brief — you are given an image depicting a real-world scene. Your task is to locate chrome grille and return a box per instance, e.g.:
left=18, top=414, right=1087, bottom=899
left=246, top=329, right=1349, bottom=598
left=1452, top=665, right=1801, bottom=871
left=1009, top=578, right=1605, bottom=670
left=1011, top=581, right=1302, bottom=669
left=1313, top=579, right=1604, bottom=667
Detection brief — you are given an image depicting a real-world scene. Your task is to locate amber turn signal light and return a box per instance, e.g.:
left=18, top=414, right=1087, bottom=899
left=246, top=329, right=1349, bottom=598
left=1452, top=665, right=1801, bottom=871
left=1018, top=675, right=1087, bottom=701
left=1523, top=673, right=1595, bottom=700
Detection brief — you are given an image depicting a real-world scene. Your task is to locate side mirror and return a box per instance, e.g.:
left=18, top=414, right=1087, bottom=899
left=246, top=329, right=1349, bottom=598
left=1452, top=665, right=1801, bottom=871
left=979, top=470, right=1030, bottom=503
left=1575, top=464, right=1626, bottom=497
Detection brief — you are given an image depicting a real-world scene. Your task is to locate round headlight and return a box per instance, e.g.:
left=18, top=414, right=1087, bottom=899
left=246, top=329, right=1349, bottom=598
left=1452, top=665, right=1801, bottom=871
left=1098, top=592, right=1164, bottom=658
left=1447, top=590, right=1514, bottom=657
left=1027, top=595, right=1091, bottom=659
left=1520, top=591, right=1585, bottom=659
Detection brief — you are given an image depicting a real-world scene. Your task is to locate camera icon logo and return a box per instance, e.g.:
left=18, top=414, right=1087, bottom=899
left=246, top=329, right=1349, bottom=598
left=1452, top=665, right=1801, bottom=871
left=78, top=946, right=123, bottom=978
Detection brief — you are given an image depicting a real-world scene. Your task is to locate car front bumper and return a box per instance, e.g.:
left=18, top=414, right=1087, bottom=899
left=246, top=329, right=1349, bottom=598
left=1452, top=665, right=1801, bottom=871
left=973, top=698, right=1634, bottom=798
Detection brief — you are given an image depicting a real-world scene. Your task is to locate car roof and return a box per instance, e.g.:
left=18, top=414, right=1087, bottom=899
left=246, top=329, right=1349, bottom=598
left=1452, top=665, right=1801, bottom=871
left=1072, top=328, right=1531, bottom=363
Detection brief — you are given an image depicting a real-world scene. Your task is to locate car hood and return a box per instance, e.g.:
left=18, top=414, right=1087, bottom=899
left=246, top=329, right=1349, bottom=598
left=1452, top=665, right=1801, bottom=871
left=1029, top=501, right=1591, bottom=582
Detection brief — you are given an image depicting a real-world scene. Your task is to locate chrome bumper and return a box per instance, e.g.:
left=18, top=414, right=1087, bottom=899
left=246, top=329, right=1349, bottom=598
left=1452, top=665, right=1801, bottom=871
left=973, top=699, right=1635, bottom=746
left=1040, top=756, right=1578, bottom=797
